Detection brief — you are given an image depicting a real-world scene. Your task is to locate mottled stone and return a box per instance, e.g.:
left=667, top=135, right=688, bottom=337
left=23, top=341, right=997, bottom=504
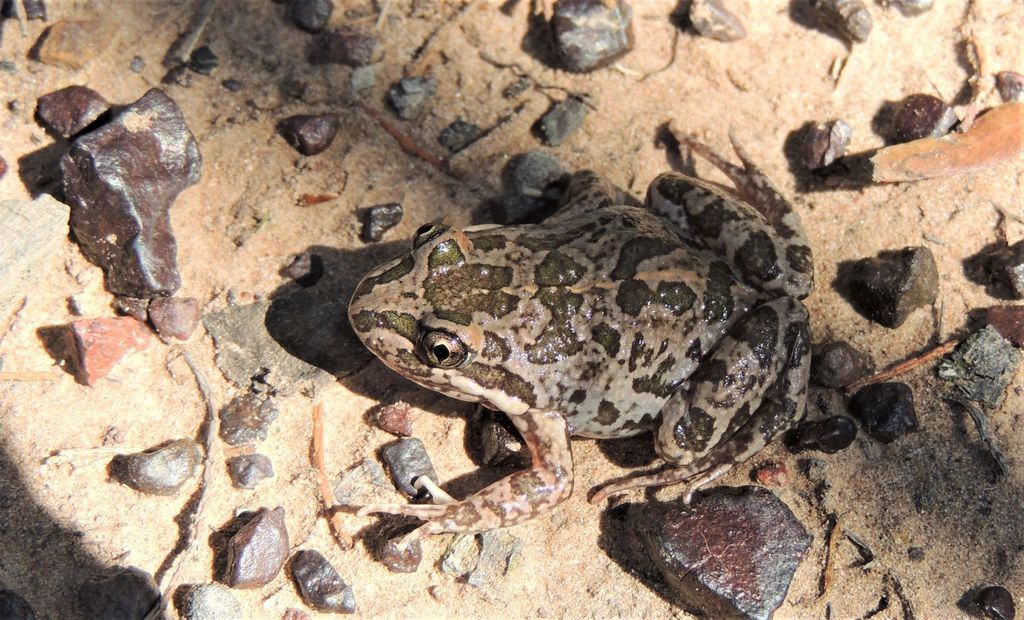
left=334, top=458, right=392, bottom=506
left=552, top=0, right=634, bottom=73
left=148, top=296, right=200, bottom=341
left=284, top=252, right=324, bottom=287
left=61, top=88, right=201, bottom=298
left=438, top=119, right=482, bottom=153
left=291, top=0, right=333, bottom=33
left=787, top=415, right=857, bottom=454
left=811, top=340, right=872, bottom=388
left=632, top=486, right=812, bottom=620
left=377, top=535, right=422, bottom=573
left=987, top=305, right=1024, bottom=347
left=227, top=453, right=275, bottom=489
left=219, top=393, right=280, bottom=446
left=67, top=317, right=151, bottom=386
left=225, top=507, right=289, bottom=589
left=178, top=583, right=244, bottom=620
left=0, top=590, right=35, bottom=620
left=36, top=20, right=118, bottom=69
left=996, top=71, right=1024, bottom=103
left=537, top=96, right=587, bottom=146
left=386, top=77, right=437, bottom=120
left=290, top=550, right=356, bottom=613
left=0, top=196, right=70, bottom=319
left=278, top=113, right=340, bottom=156
left=310, top=27, right=379, bottom=67
left=810, top=0, right=872, bottom=43
left=115, top=438, right=201, bottom=495
left=849, top=382, right=917, bottom=443
left=938, top=326, right=1021, bottom=409
left=78, top=567, right=159, bottom=619
left=22, top=0, right=45, bottom=20
left=689, top=0, right=746, bottom=42
left=372, top=401, right=416, bottom=437
left=35, top=85, right=109, bottom=138
left=843, top=246, right=938, bottom=328
left=380, top=438, right=439, bottom=498
left=467, top=530, right=523, bottom=588
left=891, top=93, right=957, bottom=144
left=441, top=534, right=480, bottom=577
left=803, top=119, right=851, bottom=169
left=361, top=203, right=403, bottom=243
left=499, top=150, right=568, bottom=224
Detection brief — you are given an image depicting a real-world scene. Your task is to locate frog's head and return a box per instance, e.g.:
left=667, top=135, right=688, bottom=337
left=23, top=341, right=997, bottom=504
left=348, top=223, right=537, bottom=415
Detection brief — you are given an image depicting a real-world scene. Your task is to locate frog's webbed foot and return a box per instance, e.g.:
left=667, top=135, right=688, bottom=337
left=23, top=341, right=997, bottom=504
left=590, top=463, right=731, bottom=506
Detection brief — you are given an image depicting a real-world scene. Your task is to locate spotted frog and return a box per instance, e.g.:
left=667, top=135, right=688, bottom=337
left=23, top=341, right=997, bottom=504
left=349, top=135, right=813, bottom=541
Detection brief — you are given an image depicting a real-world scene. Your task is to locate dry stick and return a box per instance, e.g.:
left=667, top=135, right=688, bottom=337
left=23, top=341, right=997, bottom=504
left=356, top=102, right=454, bottom=178
left=163, top=0, right=220, bottom=68
left=312, top=402, right=354, bottom=549
left=844, top=339, right=959, bottom=394
left=820, top=513, right=843, bottom=598
left=948, top=395, right=1010, bottom=478
left=146, top=348, right=219, bottom=620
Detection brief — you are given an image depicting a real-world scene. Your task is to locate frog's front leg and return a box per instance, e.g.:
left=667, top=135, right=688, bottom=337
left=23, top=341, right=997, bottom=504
left=357, top=409, right=573, bottom=542
left=591, top=296, right=810, bottom=504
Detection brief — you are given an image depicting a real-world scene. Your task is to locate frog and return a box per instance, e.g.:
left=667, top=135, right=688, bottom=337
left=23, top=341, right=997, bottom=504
left=348, top=133, right=813, bottom=544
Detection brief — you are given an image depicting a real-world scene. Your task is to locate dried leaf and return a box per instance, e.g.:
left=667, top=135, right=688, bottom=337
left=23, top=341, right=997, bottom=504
left=871, top=102, right=1023, bottom=183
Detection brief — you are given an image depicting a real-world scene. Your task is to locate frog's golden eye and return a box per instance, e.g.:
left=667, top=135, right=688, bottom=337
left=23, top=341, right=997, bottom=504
left=421, top=329, right=470, bottom=369
left=412, top=223, right=448, bottom=251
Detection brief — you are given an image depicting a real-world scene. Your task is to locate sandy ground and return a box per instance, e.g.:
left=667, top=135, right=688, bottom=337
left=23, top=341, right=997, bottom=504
left=0, top=0, right=1022, bottom=618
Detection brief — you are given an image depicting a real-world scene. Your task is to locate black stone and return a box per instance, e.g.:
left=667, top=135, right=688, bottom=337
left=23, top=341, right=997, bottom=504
left=974, top=585, right=1015, bottom=620
left=219, top=393, right=280, bottom=446
left=278, top=113, right=340, bottom=156
left=811, top=340, right=871, bottom=388
left=61, top=88, right=201, bottom=298
left=225, top=507, right=289, bottom=588
left=849, top=382, right=917, bottom=443
left=802, top=119, right=851, bottom=170
left=478, top=411, right=530, bottom=468
left=291, top=0, right=333, bottom=33
left=291, top=550, right=356, bottom=613
left=937, top=326, right=1021, bottom=409
left=787, top=415, right=857, bottom=454
left=842, top=246, right=938, bottom=328
left=438, top=119, right=482, bottom=153
left=362, top=203, right=403, bottom=243
left=632, top=486, right=812, bottom=620
left=552, top=0, right=634, bottom=73
left=227, top=453, right=275, bottom=489
left=114, top=439, right=200, bottom=495
left=890, top=93, right=957, bottom=144
left=188, top=46, right=218, bottom=75
left=222, top=79, right=243, bottom=92
left=907, top=546, right=925, bottom=562
left=996, top=71, right=1024, bottom=103
left=284, top=251, right=324, bottom=287
left=35, top=85, right=109, bottom=138
left=310, top=27, right=378, bottom=67
left=810, top=0, right=872, bottom=43
left=386, top=76, right=437, bottom=120
left=22, top=0, right=44, bottom=21
left=537, top=96, right=587, bottom=146
left=499, top=151, right=569, bottom=224
left=688, top=0, right=746, bottom=42
left=0, top=590, right=35, bottom=620
left=380, top=438, right=439, bottom=498
left=78, top=567, right=160, bottom=620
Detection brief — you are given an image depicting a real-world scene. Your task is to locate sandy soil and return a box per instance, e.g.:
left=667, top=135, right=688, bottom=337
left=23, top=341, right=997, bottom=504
left=0, top=0, right=1022, bottom=618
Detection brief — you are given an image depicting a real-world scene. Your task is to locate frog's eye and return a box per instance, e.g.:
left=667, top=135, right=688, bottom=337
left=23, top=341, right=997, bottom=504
left=412, top=223, right=448, bottom=250
left=421, top=329, right=470, bottom=369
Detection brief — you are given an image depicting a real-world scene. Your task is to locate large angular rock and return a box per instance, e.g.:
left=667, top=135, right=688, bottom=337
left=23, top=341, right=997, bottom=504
left=632, top=486, right=812, bottom=620
left=0, top=196, right=70, bottom=318
left=225, top=507, right=289, bottom=589
left=35, top=85, right=110, bottom=138
left=61, top=88, right=202, bottom=298
left=67, top=316, right=152, bottom=386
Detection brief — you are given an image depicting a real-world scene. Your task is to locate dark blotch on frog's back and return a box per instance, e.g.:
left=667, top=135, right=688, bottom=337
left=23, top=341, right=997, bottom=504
left=351, top=309, right=418, bottom=342
left=628, top=333, right=653, bottom=373
left=671, top=406, right=716, bottom=453
left=616, top=279, right=697, bottom=317
left=734, top=230, right=781, bottom=284
left=611, top=236, right=678, bottom=280
left=526, top=288, right=585, bottom=364
left=535, top=251, right=588, bottom=286
left=428, top=239, right=466, bottom=269
left=471, top=234, right=508, bottom=252
left=690, top=198, right=742, bottom=239
left=595, top=400, right=620, bottom=425
left=592, top=322, right=621, bottom=357
left=459, top=362, right=537, bottom=407
left=351, top=254, right=414, bottom=301
left=632, top=356, right=680, bottom=397
left=686, top=339, right=703, bottom=363
left=424, top=263, right=518, bottom=319
left=482, top=331, right=512, bottom=361
left=703, top=261, right=736, bottom=322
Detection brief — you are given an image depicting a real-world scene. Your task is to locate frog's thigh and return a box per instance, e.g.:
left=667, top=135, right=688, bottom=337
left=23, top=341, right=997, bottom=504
left=655, top=297, right=811, bottom=466
left=554, top=170, right=639, bottom=219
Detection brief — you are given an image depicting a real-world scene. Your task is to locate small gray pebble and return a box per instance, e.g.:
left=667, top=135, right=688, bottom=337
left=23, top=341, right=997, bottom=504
left=115, top=439, right=201, bottom=495
left=178, top=583, right=244, bottom=620
left=227, top=454, right=275, bottom=489
left=386, top=77, right=437, bottom=120
left=689, top=0, right=746, bottom=42
left=537, top=96, right=587, bottom=146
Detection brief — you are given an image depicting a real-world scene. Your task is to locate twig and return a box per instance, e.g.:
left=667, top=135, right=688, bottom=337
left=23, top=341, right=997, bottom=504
left=0, top=296, right=28, bottom=352
left=845, top=339, right=959, bottom=394
left=842, top=528, right=875, bottom=569
left=0, top=371, right=56, bottom=382
left=356, top=102, right=455, bottom=178
left=146, top=348, right=219, bottom=620
left=162, top=0, right=220, bottom=68
left=886, top=571, right=917, bottom=620
left=641, top=29, right=680, bottom=82
left=820, top=513, right=843, bottom=598
left=312, top=402, right=354, bottom=549
left=405, top=0, right=476, bottom=76
left=947, top=394, right=1010, bottom=479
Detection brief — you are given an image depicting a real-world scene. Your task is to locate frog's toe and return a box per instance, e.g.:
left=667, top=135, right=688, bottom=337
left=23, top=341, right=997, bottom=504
left=355, top=503, right=450, bottom=519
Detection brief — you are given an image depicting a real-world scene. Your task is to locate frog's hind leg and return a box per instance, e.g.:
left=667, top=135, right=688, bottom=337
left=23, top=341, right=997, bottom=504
left=590, top=297, right=811, bottom=505
left=553, top=170, right=641, bottom=220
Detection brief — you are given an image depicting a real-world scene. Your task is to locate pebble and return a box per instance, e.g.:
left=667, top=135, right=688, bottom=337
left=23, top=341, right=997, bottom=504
left=467, top=530, right=524, bottom=588
left=334, top=458, right=392, bottom=506
left=995, top=241, right=1024, bottom=298
left=129, top=55, right=145, bottom=73
left=0, top=60, right=14, bottom=74
left=537, top=96, right=587, bottom=146
left=438, top=119, right=482, bottom=153
left=810, top=0, right=872, bottom=43
left=0, top=196, right=70, bottom=319
left=22, top=0, right=45, bottom=21
left=227, top=453, right=275, bottom=489
left=503, top=76, right=531, bottom=99
left=811, top=340, right=872, bottom=388
left=843, top=246, right=938, bottom=328
left=112, top=296, right=150, bottom=322
left=0, top=590, right=35, bottom=620
left=115, top=438, right=201, bottom=495
left=688, top=0, right=746, bottom=42
left=377, top=533, right=423, bottom=573
left=222, top=79, right=243, bottom=92
left=225, top=507, right=289, bottom=589
left=631, top=486, right=812, bottom=619
left=188, top=46, right=219, bottom=75
left=147, top=296, right=199, bottom=341
left=973, top=585, right=1015, bottom=620
left=310, top=27, right=379, bottom=67
left=987, top=305, right=1024, bottom=347
left=362, top=203, right=404, bottom=242
left=372, top=401, right=416, bottom=437
left=893, top=0, right=933, bottom=16
left=907, top=546, right=925, bottom=562
left=499, top=150, right=568, bottom=224
left=62, top=88, right=201, bottom=298
left=442, top=534, right=481, bottom=576
left=35, top=85, right=109, bottom=138
left=219, top=393, right=280, bottom=446
left=78, top=567, right=160, bottom=619
left=890, top=93, right=957, bottom=144
left=849, top=382, right=918, bottom=443
left=278, top=113, right=340, bottom=156
left=802, top=119, right=852, bottom=170
left=284, top=251, right=324, bottom=287
left=552, top=0, right=634, bottom=73
left=380, top=438, right=439, bottom=498
left=178, top=583, right=244, bottom=620
left=478, top=411, right=530, bottom=468
left=937, top=326, right=1021, bottom=409
left=162, top=64, right=192, bottom=88
left=36, top=19, right=118, bottom=69
left=349, top=66, right=376, bottom=92
left=752, top=462, right=788, bottom=488
left=386, top=76, right=437, bottom=120
left=67, top=317, right=151, bottom=386
left=789, top=414, right=858, bottom=454
left=996, top=71, right=1024, bottom=103
left=291, top=0, right=333, bottom=33
left=290, top=550, right=356, bottom=613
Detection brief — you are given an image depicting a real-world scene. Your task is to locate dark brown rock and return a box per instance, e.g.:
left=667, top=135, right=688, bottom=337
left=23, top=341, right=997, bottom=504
left=937, top=326, right=1021, bottom=409
left=219, top=393, right=280, bottom=446
left=787, top=415, right=857, bottom=453
left=689, top=0, right=746, bottom=42
left=362, top=203, right=403, bottom=242
left=61, top=88, right=201, bottom=298
left=849, top=382, right=917, bottom=443
left=112, top=296, right=150, bottom=322
left=115, top=438, right=201, bottom=495
left=78, top=567, right=159, bottom=620
left=499, top=151, right=569, bottom=224
left=0, top=589, right=35, bottom=620
left=891, top=93, right=957, bottom=144
left=22, top=0, right=45, bottom=20
left=381, top=438, right=439, bottom=498
left=478, top=411, right=530, bottom=468
left=278, top=113, right=340, bottom=156
left=148, top=296, right=200, bottom=340
left=803, top=119, right=851, bottom=170
left=290, top=550, right=356, bottom=613
left=227, top=453, right=275, bottom=489
left=810, top=0, right=872, bottom=43
left=632, top=486, right=812, bottom=620
left=811, top=340, right=872, bottom=388
left=438, top=119, right=482, bottom=153
left=282, top=609, right=312, bottom=620
left=66, top=317, right=151, bottom=386
left=35, top=85, right=109, bottom=138
left=842, top=246, right=938, bottom=328
left=284, top=251, right=324, bottom=287
left=996, top=71, right=1024, bottom=103
left=36, top=20, right=118, bottom=69
left=225, top=507, right=289, bottom=589
left=177, top=583, right=244, bottom=619
left=552, top=0, right=634, bottom=73
left=987, top=305, right=1024, bottom=347
left=310, top=27, right=379, bottom=67
left=973, top=585, right=1016, bottom=620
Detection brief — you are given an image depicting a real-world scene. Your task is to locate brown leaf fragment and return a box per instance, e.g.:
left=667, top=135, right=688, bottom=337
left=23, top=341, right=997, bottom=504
left=871, top=102, right=1023, bottom=183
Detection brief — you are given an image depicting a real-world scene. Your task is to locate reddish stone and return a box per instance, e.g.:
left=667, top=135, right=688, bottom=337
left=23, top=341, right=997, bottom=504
left=148, top=296, right=200, bottom=341
left=67, top=317, right=151, bottom=386
left=753, top=462, right=788, bottom=488
left=987, top=305, right=1024, bottom=347
left=373, top=401, right=416, bottom=437
left=35, top=85, right=110, bottom=138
